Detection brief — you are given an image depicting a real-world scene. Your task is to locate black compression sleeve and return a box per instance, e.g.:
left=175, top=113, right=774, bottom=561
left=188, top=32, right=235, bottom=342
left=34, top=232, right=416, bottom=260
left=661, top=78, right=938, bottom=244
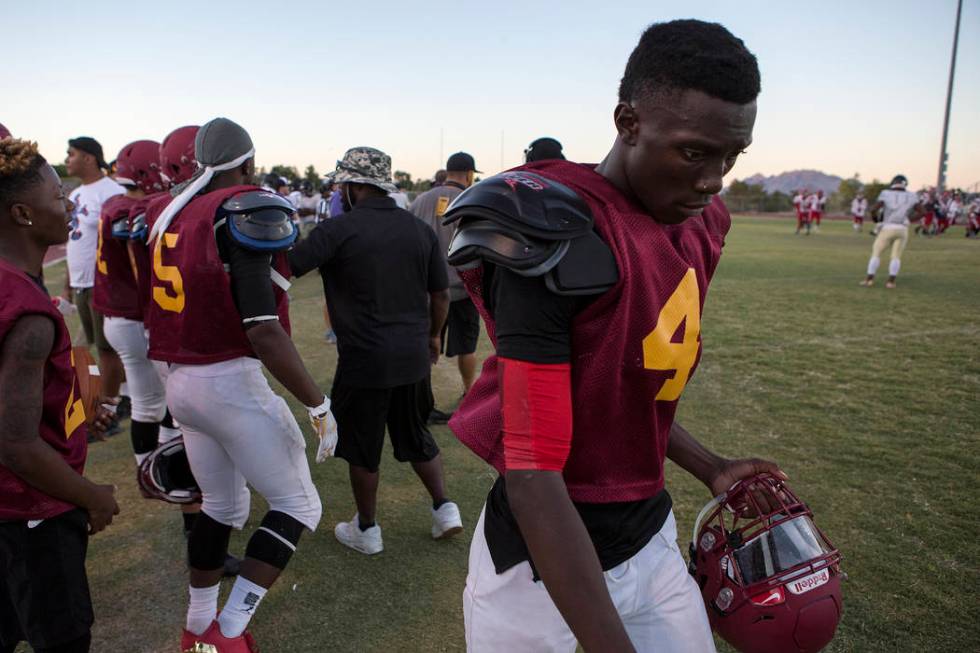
left=217, top=225, right=278, bottom=326
left=488, top=266, right=589, bottom=364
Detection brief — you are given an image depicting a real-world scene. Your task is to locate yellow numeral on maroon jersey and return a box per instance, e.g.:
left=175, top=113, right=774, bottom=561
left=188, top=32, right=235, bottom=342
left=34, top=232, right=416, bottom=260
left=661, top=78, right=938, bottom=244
left=64, top=350, right=85, bottom=438
left=96, top=226, right=107, bottom=276
left=642, top=268, right=701, bottom=401
left=152, top=233, right=185, bottom=313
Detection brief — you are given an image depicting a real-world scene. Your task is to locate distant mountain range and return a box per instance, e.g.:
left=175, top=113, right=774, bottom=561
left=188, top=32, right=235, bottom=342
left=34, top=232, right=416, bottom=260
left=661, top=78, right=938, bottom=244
left=737, top=170, right=844, bottom=195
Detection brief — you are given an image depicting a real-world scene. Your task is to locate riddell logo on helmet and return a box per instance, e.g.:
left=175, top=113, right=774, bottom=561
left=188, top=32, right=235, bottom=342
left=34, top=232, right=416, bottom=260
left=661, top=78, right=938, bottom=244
left=787, top=568, right=830, bottom=595
left=503, top=173, right=547, bottom=192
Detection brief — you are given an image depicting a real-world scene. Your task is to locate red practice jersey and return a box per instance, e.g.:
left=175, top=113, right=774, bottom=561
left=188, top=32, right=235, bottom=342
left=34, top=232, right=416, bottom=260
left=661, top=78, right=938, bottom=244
left=144, top=185, right=291, bottom=365
left=92, top=194, right=141, bottom=319
left=450, top=161, right=729, bottom=503
left=0, top=259, right=88, bottom=520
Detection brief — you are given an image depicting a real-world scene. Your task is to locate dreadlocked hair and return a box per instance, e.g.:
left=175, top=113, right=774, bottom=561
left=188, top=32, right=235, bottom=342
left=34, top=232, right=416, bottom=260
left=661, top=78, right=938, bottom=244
left=0, top=139, right=48, bottom=208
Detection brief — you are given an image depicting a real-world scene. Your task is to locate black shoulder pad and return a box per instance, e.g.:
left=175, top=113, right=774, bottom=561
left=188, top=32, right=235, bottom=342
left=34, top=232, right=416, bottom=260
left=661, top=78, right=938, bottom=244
left=110, top=217, right=132, bottom=240
left=445, top=172, right=618, bottom=295
left=217, top=190, right=298, bottom=252
left=443, top=171, right=593, bottom=239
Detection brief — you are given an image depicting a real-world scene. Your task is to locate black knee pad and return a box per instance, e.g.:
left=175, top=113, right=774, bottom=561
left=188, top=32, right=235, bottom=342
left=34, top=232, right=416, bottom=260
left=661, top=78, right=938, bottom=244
left=245, top=511, right=306, bottom=570
left=130, top=420, right=160, bottom=456
left=161, top=409, right=176, bottom=430
left=187, top=512, right=232, bottom=571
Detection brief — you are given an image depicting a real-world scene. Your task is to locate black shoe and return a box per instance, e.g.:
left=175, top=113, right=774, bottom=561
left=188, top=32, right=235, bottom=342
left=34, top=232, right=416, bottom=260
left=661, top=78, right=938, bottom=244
left=222, top=554, right=242, bottom=577
left=427, top=408, right=454, bottom=425
left=116, top=395, right=131, bottom=419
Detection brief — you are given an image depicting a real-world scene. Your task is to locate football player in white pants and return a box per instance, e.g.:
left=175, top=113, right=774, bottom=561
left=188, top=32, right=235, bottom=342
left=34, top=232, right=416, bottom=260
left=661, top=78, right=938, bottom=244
left=144, top=118, right=337, bottom=652
left=861, top=175, right=923, bottom=289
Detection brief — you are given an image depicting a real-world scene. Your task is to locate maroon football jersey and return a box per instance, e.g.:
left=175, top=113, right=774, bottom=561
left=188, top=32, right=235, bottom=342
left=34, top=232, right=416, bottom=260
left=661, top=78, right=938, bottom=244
left=92, top=194, right=141, bottom=319
left=128, top=192, right=168, bottom=321
left=0, top=259, right=88, bottom=520
left=144, top=185, right=291, bottom=365
left=449, top=161, right=730, bottom=503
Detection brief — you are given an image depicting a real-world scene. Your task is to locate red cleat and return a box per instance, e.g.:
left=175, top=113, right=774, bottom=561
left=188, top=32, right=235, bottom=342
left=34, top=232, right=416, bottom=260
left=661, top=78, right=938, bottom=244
left=181, top=620, right=258, bottom=652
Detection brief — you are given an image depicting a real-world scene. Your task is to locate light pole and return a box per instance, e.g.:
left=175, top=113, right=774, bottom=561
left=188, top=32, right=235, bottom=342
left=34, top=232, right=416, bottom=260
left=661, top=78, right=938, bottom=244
left=937, top=0, right=963, bottom=191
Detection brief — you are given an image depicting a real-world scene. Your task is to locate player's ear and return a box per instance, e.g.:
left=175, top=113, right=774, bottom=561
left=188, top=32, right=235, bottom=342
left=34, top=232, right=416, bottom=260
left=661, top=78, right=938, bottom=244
left=614, top=102, right=640, bottom=146
left=9, top=202, right=34, bottom=227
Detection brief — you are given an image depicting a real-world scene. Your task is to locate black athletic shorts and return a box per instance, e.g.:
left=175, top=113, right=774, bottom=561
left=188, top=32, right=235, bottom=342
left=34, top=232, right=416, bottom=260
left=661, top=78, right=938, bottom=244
left=0, top=508, right=93, bottom=650
left=441, top=297, right=480, bottom=357
left=331, top=376, right=440, bottom=473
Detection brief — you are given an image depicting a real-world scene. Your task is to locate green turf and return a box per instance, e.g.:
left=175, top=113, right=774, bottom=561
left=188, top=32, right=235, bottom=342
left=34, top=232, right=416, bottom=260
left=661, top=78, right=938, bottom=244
left=28, top=216, right=979, bottom=652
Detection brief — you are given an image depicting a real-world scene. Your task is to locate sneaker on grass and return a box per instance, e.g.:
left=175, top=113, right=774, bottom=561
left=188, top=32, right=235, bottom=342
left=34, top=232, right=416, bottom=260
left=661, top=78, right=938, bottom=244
left=431, top=501, right=463, bottom=540
left=334, top=514, right=383, bottom=555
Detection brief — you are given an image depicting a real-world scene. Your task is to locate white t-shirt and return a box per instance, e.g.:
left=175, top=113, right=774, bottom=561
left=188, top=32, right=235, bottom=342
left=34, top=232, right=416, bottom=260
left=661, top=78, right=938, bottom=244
left=851, top=197, right=867, bottom=217
left=287, top=190, right=302, bottom=209
left=792, top=194, right=804, bottom=210
left=67, top=176, right=125, bottom=288
left=806, top=194, right=820, bottom=211
left=297, top=193, right=321, bottom=224
left=389, top=191, right=410, bottom=209
left=876, top=188, right=920, bottom=228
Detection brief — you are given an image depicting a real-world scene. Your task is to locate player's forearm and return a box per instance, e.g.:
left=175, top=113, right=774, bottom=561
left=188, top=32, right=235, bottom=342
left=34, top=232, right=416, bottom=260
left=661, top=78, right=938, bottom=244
left=0, top=438, right=101, bottom=509
left=506, top=470, right=635, bottom=653
left=666, top=420, right=725, bottom=491
left=246, top=321, right=323, bottom=407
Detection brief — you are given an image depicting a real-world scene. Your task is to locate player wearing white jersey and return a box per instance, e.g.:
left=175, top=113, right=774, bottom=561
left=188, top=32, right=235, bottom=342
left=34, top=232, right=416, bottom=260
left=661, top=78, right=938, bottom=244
left=851, top=194, right=868, bottom=232
left=860, top=175, right=923, bottom=289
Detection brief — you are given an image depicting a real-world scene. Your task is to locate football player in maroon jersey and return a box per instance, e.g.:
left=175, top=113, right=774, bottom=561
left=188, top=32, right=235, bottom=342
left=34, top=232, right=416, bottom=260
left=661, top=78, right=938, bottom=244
left=144, top=118, right=334, bottom=653
left=0, top=138, right=118, bottom=653
left=447, top=20, right=786, bottom=652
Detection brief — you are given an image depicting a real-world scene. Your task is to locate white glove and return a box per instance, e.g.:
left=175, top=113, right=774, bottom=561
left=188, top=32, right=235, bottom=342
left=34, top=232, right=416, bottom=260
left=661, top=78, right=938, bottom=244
left=308, top=395, right=338, bottom=463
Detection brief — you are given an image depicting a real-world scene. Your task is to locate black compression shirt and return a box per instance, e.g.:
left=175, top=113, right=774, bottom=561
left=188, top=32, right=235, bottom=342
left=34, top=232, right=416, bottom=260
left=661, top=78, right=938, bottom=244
left=481, top=263, right=672, bottom=576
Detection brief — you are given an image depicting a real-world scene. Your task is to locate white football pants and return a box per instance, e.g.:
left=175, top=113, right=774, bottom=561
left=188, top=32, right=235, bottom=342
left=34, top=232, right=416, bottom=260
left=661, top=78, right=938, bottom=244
left=166, top=357, right=322, bottom=531
left=464, top=508, right=716, bottom=652
left=102, top=317, right=166, bottom=423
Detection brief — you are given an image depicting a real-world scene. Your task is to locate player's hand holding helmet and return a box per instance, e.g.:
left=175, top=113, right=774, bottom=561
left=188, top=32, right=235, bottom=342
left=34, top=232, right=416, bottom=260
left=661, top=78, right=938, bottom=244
left=688, top=473, right=843, bottom=653
left=308, top=395, right=338, bottom=462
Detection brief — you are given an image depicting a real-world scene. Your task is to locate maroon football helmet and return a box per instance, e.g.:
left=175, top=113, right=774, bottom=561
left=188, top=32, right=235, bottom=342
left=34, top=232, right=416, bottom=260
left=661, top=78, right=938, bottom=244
left=137, top=437, right=201, bottom=504
left=0, top=123, right=10, bottom=139
left=159, top=125, right=199, bottom=186
left=689, top=473, right=843, bottom=653
left=115, top=140, right=164, bottom=194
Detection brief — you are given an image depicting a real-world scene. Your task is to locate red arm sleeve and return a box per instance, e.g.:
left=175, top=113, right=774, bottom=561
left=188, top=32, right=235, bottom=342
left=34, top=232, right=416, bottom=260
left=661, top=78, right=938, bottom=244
left=500, top=357, right=573, bottom=472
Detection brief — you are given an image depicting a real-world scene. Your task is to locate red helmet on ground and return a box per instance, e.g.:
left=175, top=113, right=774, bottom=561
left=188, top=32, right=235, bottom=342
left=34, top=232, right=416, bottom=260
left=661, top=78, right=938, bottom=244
left=115, top=140, right=164, bottom=194
left=688, top=473, right=843, bottom=653
left=160, top=125, right=199, bottom=186
left=0, top=123, right=10, bottom=139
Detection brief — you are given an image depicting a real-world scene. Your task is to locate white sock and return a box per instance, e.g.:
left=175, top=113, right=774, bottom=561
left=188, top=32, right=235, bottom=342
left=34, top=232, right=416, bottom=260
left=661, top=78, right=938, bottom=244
left=159, top=425, right=181, bottom=444
left=867, top=256, right=881, bottom=276
left=186, top=584, right=220, bottom=635
left=218, top=577, right=267, bottom=638
left=889, top=259, right=901, bottom=276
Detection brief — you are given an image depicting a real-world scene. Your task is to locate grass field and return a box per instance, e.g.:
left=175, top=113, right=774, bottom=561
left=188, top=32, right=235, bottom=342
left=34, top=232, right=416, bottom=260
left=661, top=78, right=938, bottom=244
left=27, top=216, right=979, bottom=653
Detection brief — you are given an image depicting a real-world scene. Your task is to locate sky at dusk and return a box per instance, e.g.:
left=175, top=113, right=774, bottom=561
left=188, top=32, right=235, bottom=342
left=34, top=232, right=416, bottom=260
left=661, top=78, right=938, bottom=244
left=4, top=0, right=978, bottom=189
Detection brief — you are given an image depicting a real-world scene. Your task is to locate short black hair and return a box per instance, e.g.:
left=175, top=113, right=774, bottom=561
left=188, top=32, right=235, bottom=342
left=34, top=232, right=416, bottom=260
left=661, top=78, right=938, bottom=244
left=619, top=20, right=760, bottom=105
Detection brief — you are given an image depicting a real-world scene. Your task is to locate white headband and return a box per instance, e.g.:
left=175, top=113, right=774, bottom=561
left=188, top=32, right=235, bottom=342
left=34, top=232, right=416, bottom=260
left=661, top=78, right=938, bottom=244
left=148, top=148, right=255, bottom=243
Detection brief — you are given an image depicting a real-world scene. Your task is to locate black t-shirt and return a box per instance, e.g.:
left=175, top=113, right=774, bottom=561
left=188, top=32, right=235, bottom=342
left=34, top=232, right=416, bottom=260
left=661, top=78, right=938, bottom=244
left=288, top=195, right=449, bottom=388
left=482, top=264, right=671, bottom=575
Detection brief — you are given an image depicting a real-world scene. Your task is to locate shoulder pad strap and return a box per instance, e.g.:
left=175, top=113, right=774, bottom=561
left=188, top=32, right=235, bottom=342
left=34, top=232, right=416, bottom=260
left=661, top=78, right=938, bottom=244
left=218, top=190, right=298, bottom=252
left=443, top=171, right=593, bottom=239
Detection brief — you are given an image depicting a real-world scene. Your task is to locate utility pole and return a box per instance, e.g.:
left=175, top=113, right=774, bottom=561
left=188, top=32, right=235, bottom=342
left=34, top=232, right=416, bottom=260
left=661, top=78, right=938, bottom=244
left=439, top=127, right=444, bottom=169
left=937, top=0, right=962, bottom=191
left=500, top=130, right=505, bottom=173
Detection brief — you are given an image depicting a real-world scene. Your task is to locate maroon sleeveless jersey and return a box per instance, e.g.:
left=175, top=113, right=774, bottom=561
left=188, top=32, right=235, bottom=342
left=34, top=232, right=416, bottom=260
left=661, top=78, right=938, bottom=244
left=128, top=192, right=168, bottom=321
left=92, top=194, right=141, bottom=319
left=0, top=260, right=89, bottom=520
left=144, top=185, right=291, bottom=365
left=449, top=161, right=730, bottom=503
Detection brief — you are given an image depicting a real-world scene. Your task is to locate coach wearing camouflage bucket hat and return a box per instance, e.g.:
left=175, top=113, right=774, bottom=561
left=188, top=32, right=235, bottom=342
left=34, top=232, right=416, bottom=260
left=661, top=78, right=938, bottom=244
left=289, top=146, right=464, bottom=555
